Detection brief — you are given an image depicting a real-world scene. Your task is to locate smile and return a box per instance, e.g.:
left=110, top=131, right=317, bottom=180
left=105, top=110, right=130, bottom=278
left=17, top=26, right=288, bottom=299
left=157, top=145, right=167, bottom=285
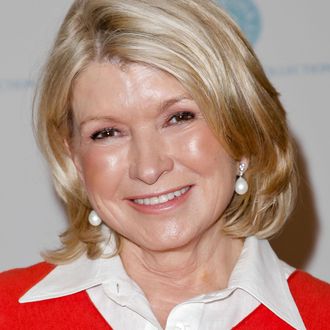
left=132, top=186, right=190, bottom=206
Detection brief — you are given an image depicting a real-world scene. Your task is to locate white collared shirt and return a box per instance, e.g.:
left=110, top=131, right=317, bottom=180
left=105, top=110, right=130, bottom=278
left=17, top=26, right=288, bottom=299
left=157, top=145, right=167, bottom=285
left=20, top=236, right=306, bottom=330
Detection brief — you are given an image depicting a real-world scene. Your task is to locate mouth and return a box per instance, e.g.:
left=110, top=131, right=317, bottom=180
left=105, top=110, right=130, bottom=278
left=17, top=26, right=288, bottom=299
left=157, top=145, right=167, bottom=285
left=131, top=186, right=191, bottom=206
left=126, top=185, right=192, bottom=213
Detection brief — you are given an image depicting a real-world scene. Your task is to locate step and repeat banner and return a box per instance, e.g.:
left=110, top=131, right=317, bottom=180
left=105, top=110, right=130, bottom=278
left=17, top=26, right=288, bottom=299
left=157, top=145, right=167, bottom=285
left=1, top=1, right=329, bottom=281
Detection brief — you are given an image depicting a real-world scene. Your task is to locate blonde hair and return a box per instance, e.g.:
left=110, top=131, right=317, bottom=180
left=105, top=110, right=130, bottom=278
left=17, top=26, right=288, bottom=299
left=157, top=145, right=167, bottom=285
left=36, top=0, right=297, bottom=263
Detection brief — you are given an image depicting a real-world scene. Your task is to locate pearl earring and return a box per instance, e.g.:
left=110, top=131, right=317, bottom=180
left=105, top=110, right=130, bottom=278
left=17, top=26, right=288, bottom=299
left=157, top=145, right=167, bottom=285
left=235, top=163, right=248, bottom=195
left=88, top=210, right=102, bottom=226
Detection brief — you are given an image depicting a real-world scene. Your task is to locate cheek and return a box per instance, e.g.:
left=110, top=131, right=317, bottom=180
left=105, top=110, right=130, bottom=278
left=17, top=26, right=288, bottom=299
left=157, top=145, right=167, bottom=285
left=78, top=146, right=126, bottom=200
left=176, top=126, right=237, bottom=220
left=172, top=124, right=235, bottom=177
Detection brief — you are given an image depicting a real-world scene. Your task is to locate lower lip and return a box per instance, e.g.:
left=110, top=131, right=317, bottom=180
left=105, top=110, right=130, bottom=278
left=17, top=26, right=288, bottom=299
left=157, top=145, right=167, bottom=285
left=127, top=186, right=193, bottom=215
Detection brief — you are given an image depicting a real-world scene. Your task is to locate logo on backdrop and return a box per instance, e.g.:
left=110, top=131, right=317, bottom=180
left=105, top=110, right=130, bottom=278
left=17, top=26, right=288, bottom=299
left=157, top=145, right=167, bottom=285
left=217, top=0, right=261, bottom=46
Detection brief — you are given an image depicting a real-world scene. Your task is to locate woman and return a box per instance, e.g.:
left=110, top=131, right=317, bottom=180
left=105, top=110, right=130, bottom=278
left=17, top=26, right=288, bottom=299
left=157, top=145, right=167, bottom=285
left=1, top=0, right=329, bottom=329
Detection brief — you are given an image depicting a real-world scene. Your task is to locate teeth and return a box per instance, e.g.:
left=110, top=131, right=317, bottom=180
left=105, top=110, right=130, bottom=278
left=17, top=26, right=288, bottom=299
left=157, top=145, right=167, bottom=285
left=174, top=190, right=181, bottom=197
left=167, top=192, right=175, bottom=200
left=159, top=195, right=168, bottom=203
left=150, top=197, right=159, bottom=205
left=133, top=187, right=190, bottom=206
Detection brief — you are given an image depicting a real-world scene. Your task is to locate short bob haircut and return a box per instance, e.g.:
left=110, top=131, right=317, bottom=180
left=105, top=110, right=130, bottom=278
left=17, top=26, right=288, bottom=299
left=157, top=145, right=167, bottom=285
left=36, top=0, right=297, bottom=263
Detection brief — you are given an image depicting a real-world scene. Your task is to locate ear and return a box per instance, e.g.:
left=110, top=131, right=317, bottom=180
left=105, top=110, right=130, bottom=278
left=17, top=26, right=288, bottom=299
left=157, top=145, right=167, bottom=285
left=64, top=138, right=85, bottom=184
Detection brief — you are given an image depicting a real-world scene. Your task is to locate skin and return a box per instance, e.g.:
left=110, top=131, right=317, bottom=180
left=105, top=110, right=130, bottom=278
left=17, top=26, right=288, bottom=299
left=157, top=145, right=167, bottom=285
left=70, top=61, right=245, bottom=327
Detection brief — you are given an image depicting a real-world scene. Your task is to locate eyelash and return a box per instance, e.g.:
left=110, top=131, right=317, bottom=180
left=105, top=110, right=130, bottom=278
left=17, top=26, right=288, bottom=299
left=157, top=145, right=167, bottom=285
left=167, top=111, right=195, bottom=125
left=89, top=111, right=196, bottom=141
left=90, top=127, right=121, bottom=140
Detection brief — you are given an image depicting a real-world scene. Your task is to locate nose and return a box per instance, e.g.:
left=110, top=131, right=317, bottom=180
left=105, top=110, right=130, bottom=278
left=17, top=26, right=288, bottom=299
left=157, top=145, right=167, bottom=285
left=129, top=133, right=174, bottom=185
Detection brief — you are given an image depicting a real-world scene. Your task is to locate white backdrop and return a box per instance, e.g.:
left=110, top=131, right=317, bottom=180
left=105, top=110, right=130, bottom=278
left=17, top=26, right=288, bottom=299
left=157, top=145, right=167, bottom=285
left=1, top=1, right=329, bottom=282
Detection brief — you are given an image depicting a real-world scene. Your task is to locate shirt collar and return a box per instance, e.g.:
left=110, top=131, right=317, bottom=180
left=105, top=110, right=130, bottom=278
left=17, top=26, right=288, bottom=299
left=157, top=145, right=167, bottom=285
left=228, top=237, right=306, bottom=330
left=19, top=236, right=305, bottom=330
left=19, top=232, right=134, bottom=303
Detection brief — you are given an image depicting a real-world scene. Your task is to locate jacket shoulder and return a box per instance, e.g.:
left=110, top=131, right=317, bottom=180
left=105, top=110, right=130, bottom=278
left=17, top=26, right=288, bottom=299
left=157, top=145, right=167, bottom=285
left=0, top=262, right=55, bottom=299
left=233, top=270, right=330, bottom=330
left=289, top=270, right=330, bottom=328
left=0, top=262, right=54, bottom=312
left=0, top=262, right=111, bottom=329
left=289, top=270, right=330, bottom=300
left=0, top=262, right=55, bottom=327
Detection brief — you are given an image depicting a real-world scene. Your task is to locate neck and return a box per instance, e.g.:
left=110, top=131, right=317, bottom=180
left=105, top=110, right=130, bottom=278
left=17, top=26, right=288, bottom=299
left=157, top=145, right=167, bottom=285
left=120, top=225, right=244, bottom=327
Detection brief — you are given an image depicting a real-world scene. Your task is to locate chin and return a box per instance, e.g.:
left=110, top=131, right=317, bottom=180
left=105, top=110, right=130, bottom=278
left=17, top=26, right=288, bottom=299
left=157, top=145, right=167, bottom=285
left=137, top=228, right=202, bottom=253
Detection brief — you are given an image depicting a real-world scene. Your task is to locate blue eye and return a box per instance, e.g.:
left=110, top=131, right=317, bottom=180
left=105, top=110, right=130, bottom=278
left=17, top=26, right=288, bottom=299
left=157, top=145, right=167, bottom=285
left=168, top=111, right=195, bottom=125
left=90, top=128, right=120, bottom=140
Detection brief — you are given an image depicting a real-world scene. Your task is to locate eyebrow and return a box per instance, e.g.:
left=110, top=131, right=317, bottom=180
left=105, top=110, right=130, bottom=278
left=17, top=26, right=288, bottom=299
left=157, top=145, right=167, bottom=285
left=159, top=93, right=193, bottom=112
left=79, top=93, right=194, bottom=129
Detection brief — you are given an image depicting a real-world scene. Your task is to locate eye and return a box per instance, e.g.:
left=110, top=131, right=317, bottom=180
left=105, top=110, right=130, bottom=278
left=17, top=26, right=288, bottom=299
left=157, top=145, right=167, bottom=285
left=168, top=111, right=195, bottom=125
left=90, top=127, right=121, bottom=140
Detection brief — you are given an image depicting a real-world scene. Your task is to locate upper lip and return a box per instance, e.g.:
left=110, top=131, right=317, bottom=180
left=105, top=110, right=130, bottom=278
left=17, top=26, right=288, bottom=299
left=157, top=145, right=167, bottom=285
left=126, top=185, right=192, bottom=200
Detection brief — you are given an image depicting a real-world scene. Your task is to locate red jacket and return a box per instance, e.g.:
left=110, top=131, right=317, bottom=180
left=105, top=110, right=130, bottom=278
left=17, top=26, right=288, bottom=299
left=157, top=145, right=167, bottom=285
left=0, top=262, right=329, bottom=329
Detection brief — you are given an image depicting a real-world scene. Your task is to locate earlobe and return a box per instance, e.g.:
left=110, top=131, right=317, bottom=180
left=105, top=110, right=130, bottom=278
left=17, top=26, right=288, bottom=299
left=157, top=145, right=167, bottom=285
left=236, top=158, right=249, bottom=175
left=237, top=157, right=249, bottom=175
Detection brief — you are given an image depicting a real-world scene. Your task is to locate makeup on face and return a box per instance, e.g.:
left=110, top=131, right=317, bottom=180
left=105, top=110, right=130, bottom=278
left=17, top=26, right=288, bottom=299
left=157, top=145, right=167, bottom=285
left=71, top=62, right=237, bottom=251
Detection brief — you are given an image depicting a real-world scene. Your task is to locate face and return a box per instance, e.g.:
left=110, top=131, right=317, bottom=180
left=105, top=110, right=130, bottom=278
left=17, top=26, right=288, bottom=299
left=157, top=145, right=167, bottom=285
left=71, top=62, right=238, bottom=252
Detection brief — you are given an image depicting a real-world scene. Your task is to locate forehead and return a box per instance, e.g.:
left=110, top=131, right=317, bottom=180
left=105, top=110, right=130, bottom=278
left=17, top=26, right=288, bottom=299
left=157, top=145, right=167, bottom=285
left=71, top=62, right=191, bottom=119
